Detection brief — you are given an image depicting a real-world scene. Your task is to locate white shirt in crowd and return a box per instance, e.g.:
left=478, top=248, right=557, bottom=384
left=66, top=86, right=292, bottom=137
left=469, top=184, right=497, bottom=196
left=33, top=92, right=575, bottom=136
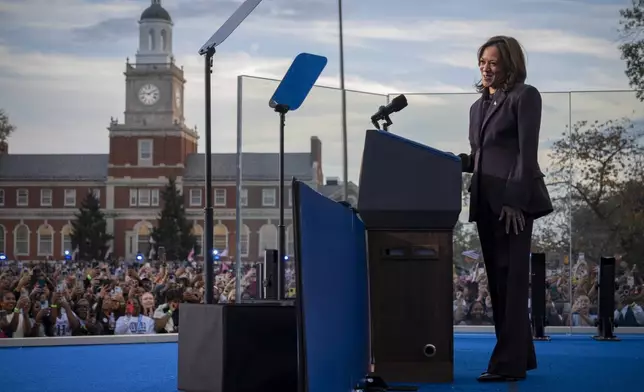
left=3, top=312, right=26, bottom=338
left=153, top=304, right=174, bottom=333
left=615, top=304, right=644, bottom=326
left=114, top=314, right=156, bottom=335
left=54, top=308, right=83, bottom=337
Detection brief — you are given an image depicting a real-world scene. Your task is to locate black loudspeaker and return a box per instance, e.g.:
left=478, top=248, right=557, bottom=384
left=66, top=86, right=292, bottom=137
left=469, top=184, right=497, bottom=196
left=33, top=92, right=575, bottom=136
left=178, top=303, right=298, bottom=392
left=593, top=256, right=619, bottom=341
left=530, top=253, right=549, bottom=341
left=255, top=262, right=265, bottom=299
left=264, top=249, right=279, bottom=300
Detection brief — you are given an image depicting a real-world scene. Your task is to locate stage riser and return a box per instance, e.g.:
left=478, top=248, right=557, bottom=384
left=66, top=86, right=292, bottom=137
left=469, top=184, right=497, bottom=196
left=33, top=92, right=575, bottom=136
left=178, top=303, right=298, bottom=392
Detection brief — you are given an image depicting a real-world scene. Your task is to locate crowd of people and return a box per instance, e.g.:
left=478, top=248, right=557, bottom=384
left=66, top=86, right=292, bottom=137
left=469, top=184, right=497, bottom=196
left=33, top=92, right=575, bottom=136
left=0, top=259, right=275, bottom=338
left=1, top=253, right=643, bottom=339
left=453, top=253, right=644, bottom=327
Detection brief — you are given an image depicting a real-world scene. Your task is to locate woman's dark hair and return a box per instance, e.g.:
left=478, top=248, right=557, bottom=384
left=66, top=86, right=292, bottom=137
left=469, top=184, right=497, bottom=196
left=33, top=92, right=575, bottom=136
left=165, top=287, right=183, bottom=303
left=475, top=35, right=527, bottom=93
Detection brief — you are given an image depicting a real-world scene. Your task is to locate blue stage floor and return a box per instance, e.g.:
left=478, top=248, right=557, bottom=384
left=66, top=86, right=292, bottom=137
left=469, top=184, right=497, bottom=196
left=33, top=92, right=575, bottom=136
left=2, top=334, right=642, bottom=392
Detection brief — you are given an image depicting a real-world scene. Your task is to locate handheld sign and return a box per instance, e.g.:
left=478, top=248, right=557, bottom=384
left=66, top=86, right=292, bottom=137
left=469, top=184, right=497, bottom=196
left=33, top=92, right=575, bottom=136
left=199, top=0, right=264, bottom=54
left=269, top=53, right=328, bottom=111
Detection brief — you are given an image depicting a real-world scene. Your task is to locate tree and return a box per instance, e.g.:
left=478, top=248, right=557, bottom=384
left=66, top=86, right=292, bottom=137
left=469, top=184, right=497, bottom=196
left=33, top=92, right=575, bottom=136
left=0, top=109, right=16, bottom=142
left=151, top=177, right=199, bottom=260
left=620, top=0, right=644, bottom=100
left=71, top=190, right=113, bottom=260
left=548, top=118, right=644, bottom=265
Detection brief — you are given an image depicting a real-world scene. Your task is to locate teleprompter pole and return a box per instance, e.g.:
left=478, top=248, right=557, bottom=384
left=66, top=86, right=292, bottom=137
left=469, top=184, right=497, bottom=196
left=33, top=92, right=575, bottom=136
left=275, top=104, right=288, bottom=300
left=203, top=48, right=216, bottom=305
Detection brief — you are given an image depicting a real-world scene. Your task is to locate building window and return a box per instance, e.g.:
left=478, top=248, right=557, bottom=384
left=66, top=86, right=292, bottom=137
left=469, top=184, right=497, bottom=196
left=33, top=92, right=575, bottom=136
left=151, top=189, right=160, bottom=206
left=14, top=224, right=29, bottom=256
left=0, top=189, right=4, bottom=206
left=258, top=224, right=277, bottom=256
left=286, top=225, right=295, bottom=255
left=214, top=189, right=226, bottom=206
left=148, top=29, right=155, bottom=51
left=138, top=235, right=150, bottom=254
left=262, top=188, right=276, bottom=207
left=240, top=224, right=250, bottom=257
left=138, top=189, right=151, bottom=206
left=191, top=225, right=204, bottom=256
left=138, top=139, right=153, bottom=166
left=190, top=189, right=202, bottom=206
left=40, top=189, right=53, bottom=206
left=16, top=189, right=28, bottom=206
left=92, top=189, right=101, bottom=205
left=37, top=225, right=54, bottom=256
left=129, top=189, right=138, bottom=206
left=161, top=29, right=167, bottom=51
left=213, top=224, right=228, bottom=252
left=240, top=188, right=248, bottom=207
left=61, top=225, right=73, bottom=254
left=64, top=189, right=76, bottom=207
left=0, top=225, right=5, bottom=253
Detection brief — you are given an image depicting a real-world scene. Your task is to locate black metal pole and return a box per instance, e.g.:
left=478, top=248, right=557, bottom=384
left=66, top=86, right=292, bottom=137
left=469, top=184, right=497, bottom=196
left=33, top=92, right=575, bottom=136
left=277, top=108, right=287, bottom=300
left=203, top=48, right=216, bottom=305
left=338, top=0, right=349, bottom=201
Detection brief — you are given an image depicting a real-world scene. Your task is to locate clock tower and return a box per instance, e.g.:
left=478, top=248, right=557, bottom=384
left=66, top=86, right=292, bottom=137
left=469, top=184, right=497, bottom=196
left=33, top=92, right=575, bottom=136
left=108, top=0, right=198, bottom=175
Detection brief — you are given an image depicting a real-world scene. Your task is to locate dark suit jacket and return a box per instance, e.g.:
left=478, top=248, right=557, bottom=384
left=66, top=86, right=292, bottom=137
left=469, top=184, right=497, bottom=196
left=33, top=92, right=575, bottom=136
left=463, top=83, right=553, bottom=222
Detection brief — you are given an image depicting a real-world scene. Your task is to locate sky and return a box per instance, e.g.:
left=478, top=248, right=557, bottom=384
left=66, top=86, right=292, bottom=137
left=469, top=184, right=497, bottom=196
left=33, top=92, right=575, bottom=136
left=0, top=0, right=640, bottom=185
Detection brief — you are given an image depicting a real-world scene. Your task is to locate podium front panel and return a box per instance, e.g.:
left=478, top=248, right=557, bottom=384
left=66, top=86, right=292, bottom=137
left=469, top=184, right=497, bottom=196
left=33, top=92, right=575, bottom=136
left=368, top=229, right=454, bottom=383
left=358, top=129, right=462, bottom=230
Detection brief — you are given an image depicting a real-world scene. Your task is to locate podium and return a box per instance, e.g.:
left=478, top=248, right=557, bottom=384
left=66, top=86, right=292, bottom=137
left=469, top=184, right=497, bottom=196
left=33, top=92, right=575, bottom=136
left=358, top=129, right=461, bottom=383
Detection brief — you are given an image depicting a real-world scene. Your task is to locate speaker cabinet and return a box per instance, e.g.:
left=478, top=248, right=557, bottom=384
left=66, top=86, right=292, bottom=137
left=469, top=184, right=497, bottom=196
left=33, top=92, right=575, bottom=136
left=598, top=257, right=616, bottom=320
left=530, top=253, right=548, bottom=339
left=178, top=303, right=297, bottom=392
left=368, top=230, right=454, bottom=383
left=264, top=249, right=279, bottom=300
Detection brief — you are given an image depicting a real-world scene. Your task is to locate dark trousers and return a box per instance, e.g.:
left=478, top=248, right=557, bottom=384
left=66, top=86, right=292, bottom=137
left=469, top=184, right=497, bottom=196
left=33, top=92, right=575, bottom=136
left=476, top=205, right=537, bottom=378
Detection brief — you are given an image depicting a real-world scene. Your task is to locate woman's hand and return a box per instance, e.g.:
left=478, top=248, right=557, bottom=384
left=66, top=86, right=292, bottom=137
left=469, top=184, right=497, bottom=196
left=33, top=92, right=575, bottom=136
left=499, top=206, right=525, bottom=235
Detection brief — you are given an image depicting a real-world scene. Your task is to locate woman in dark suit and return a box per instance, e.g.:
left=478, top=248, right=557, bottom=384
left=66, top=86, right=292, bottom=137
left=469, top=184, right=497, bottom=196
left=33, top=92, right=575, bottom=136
left=460, top=36, right=553, bottom=382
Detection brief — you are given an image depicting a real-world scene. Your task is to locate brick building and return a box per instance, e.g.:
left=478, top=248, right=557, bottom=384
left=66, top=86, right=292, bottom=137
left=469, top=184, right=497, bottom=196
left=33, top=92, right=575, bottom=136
left=0, top=0, right=356, bottom=262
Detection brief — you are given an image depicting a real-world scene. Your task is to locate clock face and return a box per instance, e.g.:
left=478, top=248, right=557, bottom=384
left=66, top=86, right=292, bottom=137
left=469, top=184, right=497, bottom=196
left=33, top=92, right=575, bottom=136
left=138, top=84, right=160, bottom=106
left=175, top=89, right=181, bottom=107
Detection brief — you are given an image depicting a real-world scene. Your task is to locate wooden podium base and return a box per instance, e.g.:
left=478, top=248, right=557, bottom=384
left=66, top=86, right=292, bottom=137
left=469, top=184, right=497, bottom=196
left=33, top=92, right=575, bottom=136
left=367, top=230, right=454, bottom=383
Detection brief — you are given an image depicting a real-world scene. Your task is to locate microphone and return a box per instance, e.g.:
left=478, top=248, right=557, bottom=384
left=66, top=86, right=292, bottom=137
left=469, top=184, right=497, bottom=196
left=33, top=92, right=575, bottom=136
left=371, top=94, right=408, bottom=122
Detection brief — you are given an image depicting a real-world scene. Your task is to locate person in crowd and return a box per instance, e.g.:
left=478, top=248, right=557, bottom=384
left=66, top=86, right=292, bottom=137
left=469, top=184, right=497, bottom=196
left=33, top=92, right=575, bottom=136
left=154, top=287, right=182, bottom=333
left=50, top=291, right=81, bottom=336
left=114, top=297, right=155, bottom=335
left=459, top=300, right=493, bottom=326
left=0, top=290, right=31, bottom=337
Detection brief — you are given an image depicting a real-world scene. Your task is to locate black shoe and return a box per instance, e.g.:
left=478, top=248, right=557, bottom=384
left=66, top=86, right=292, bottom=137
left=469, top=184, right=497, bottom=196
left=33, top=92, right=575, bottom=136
left=477, top=372, right=525, bottom=382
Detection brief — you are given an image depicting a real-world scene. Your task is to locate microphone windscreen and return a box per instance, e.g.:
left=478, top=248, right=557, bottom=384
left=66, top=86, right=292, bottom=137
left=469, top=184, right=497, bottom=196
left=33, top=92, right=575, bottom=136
left=391, top=95, right=408, bottom=111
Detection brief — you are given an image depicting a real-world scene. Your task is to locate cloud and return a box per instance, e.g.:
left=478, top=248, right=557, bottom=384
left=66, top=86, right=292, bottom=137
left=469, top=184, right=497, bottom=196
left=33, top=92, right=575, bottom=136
left=0, top=0, right=140, bottom=30
left=0, top=0, right=639, bottom=187
left=0, top=45, right=294, bottom=155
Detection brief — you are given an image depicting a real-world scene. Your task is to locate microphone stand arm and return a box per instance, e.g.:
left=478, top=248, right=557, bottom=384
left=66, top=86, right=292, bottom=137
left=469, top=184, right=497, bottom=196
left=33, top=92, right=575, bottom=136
left=372, top=114, right=393, bottom=132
